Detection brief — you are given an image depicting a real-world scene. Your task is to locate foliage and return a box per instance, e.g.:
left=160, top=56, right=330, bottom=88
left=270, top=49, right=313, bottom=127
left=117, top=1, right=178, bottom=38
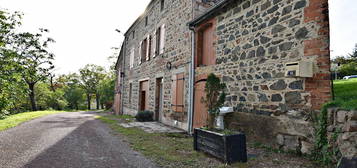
left=79, top=64, right=106, bottom=110
left=59, top=73, right=86, bottom=110
left=338, top=62, right=357, bottom=77
left=0, top=10, right=24, bottom=117
left=98, top=74, right=115, bottom=109
left=312, top=102, right=341, bottom=165
left=349, top=43, right=357, bottom=58
left=35, top=83, right=68, bottom=110
left=135, top=110, right=154, bottom=122
left=202, top=73, right=226, bottom=129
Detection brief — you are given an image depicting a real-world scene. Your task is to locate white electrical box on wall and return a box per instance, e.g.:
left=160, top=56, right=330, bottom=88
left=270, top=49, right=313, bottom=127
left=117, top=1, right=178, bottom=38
left=285, top=61, right=313, bottom=78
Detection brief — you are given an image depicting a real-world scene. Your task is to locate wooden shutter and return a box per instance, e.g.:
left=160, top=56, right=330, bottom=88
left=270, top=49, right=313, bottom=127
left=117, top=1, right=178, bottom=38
left=146, top=35, right=150, bottom=61
left=171, top=75, right=177, bottom=112
left=138, top=41, right=142, bottom=65
left=176, top=73, right=184, bottom=112
left=172, top=73, right=184, bottom=112
left=152, top=30, right=157, bottom=58
left=159, top=24, right=165, bottom=54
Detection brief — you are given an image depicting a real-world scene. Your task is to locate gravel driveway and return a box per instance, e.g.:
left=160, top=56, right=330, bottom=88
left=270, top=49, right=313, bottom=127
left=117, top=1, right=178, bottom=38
left=0, top=111, right=158, bottom=168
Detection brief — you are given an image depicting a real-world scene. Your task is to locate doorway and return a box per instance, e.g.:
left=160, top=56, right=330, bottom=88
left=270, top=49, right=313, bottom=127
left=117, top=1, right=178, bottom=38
left=155, top=78, right=163, bottom=121
left=193, top=79, right=208, bottom=128
left=139, top=80, right=149, bottom=111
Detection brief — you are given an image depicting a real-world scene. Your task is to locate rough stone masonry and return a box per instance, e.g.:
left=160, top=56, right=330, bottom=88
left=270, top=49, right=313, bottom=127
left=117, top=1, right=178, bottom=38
left=191, top=0, right=331, bottom=153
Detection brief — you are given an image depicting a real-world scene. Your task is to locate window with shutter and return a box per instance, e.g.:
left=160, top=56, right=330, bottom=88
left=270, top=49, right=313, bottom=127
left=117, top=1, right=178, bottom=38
left=196, top=22, right=216, bottom=67
left=153, top=30, right=157, bottom=58
left=146, top=35, right=151, bottom=61
left=129, top=47, right=134, bottom=68
left=159, top=24, right=165, bottom=54
left=138, top=41, right=142, bottom=65
left=141, top=38, right=147, bottom=63
left=156, top=27, right=161, bottom=55
left=171, top=73, right=184, bottom=112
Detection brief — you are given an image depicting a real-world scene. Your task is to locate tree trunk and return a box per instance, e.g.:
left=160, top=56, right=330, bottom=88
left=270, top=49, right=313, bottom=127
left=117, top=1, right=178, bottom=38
left=50, top=75, right=55, bottom=92
left=28, top=82, right=37, bottom=111
left=101, top=103, right=104, bottom=110
left=96, top=93, right=100, bottom=110
left=87, top=94, right=91, bottom=110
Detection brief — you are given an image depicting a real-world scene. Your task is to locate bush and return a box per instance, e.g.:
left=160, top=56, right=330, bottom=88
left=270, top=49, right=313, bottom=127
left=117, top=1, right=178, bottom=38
left=135, top=110, right=154, bottom=122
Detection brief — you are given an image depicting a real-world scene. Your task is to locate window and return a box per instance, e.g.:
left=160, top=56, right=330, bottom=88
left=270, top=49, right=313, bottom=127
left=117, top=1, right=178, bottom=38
left=148, top=35, right=152, bottom=60
left=145, top=16, right=148, bottom=26
left=140, top=38, right=148, bottom=64
left=132, top=31, right=135, bottom=39
left=160, top=0, right=165, bottom=12
left=171, top=73, right=185, bottom=113
left=196, top=23, right=215, bottom=67
left=155, top=27, right=161, bottom=55
left=129, top=83, right=132, bottom=105
left=129, top=47, right=134, bottom=68
left=155, top=24, right=165, bottom=55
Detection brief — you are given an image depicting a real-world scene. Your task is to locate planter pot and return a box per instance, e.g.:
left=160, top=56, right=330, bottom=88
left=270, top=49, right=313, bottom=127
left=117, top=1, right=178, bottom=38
left=193, top=128, right=247, bottom=164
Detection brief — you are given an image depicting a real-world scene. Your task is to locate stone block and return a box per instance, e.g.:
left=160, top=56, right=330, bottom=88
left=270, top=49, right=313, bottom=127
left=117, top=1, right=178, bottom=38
left=350, top=111, right=357, bottom=121
left=301, top=141, right=313, bottom=154
left=345, top=121, right=357, bottom=132
left=337, top=110, right=348, bottom=123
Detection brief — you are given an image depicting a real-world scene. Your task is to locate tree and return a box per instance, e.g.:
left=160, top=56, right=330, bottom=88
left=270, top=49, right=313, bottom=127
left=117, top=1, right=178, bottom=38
left=202, top=74, right=226, bottom=129
left=98, top=74, right=115, bottom=109
left=79, top=64, right=106, bottom=110
left=338, top=62, right=357, bottom=77
left=0, top=10, right=25, bottom=117
left=349, top=43, right=357, bottom=58
left=10, top=29, right=55, bottom=111
left=60, top=73, right=86, bottom=110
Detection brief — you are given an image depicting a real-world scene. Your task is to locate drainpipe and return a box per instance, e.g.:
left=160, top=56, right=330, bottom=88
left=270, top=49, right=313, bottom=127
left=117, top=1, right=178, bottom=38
left=187, top=0, right=196, bottom=135
left=187, top=29, right=195, bottom=135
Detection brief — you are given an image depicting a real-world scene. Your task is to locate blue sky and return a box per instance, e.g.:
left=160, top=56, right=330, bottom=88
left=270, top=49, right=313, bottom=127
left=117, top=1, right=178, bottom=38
left=0, top=0, right=355, bottom=74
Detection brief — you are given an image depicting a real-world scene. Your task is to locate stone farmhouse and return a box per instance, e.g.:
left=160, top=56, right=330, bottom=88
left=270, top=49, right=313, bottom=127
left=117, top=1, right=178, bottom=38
left=114, top=0, right=331, bottom=153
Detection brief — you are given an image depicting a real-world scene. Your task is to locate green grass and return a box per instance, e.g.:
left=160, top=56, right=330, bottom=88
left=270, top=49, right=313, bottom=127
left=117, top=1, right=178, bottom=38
left=97, top=115, right=319, bottom=168
left=96, top=115, right=246, bottom=168
left=0, top=110, right=64, bottom=131
left=333, top=78, right=357, bottom=110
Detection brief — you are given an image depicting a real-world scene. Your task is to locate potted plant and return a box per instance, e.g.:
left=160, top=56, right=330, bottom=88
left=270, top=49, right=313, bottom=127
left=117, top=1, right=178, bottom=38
left=193, top=73, right=247, bottom=164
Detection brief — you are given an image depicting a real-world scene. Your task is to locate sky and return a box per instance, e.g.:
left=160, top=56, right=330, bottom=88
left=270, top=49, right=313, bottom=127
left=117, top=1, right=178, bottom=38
left=0, top=0, right=356, bottom=74
left=0, top=0, right=151, bottom=74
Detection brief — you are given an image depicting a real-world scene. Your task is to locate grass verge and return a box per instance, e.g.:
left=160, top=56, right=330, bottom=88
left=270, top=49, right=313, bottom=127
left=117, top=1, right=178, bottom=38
left=96, top=115, right=240, bottom=168
left=97, top=114, right=318, bottom=168
left=333, top=78, right=357, bottom=110
left=0, top=110, right=64, bottom=131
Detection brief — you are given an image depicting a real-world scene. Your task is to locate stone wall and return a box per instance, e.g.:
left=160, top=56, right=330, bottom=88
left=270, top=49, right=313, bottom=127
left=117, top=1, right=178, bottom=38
left=196, top=0, right=331, bottom=153
left=118, top=0, right=221, bottom=130
left=328, top=108, right=357, bottom=167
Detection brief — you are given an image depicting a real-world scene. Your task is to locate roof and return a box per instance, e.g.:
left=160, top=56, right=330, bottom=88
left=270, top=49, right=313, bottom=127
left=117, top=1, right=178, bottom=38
left=188, top=0, right=235, bottom=28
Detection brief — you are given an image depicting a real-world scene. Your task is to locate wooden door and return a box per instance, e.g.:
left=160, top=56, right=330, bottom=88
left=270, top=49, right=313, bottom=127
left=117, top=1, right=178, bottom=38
left=193, top=80, right=208, bottom=128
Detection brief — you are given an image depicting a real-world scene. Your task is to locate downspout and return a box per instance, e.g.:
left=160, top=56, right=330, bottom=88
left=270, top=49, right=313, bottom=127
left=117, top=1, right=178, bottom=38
left=187, top=0, right=196, bottom=135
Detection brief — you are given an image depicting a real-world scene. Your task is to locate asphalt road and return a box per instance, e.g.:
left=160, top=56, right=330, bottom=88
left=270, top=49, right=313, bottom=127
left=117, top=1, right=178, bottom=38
left=0, top=111, right=158, bottom=168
